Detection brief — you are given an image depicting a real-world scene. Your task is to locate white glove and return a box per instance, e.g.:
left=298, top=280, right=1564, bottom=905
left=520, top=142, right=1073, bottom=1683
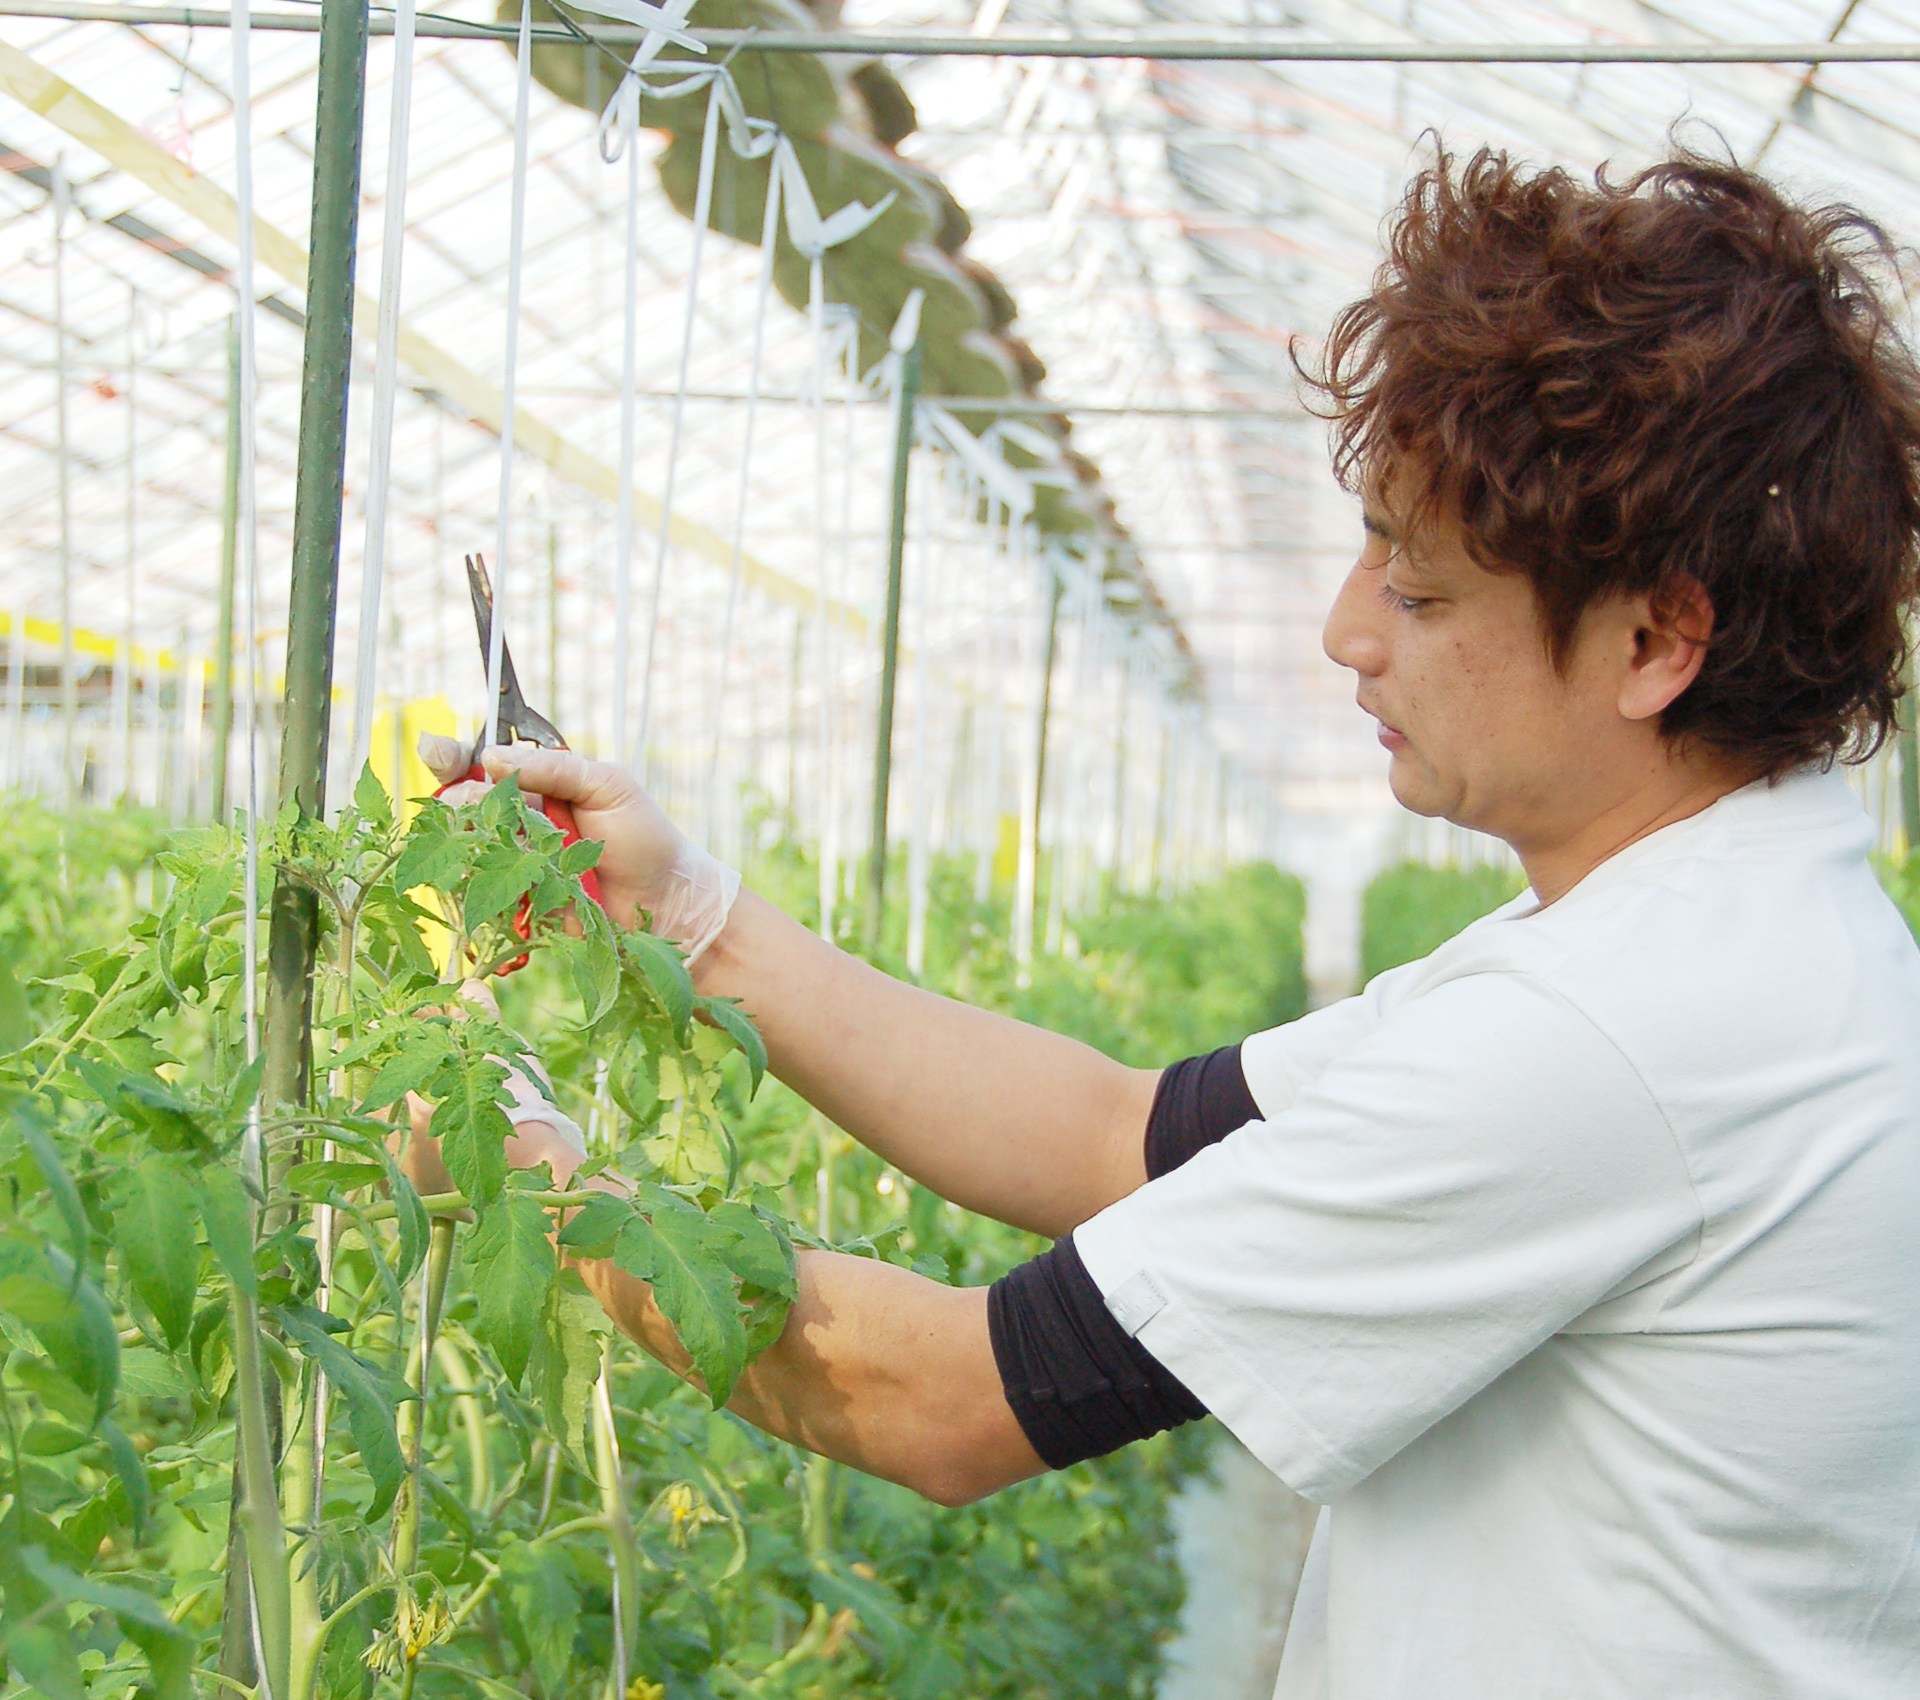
left=418, top=734, right=741, bottom=965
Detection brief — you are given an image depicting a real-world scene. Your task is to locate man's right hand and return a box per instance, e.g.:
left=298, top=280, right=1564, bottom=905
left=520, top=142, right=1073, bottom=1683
left=417, top=736, right=740, bottom=961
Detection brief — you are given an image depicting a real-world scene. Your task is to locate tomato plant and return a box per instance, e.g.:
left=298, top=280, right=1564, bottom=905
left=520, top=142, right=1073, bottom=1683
left=1, top=780, right=1277, bottom=1700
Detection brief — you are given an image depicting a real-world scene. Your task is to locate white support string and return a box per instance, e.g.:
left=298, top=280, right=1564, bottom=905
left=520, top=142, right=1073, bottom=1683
left=634, top=79, right=724, bottom=770
left=347, top=0, right=418, bottom=784
left=233, top=0, right=264, bottom=1169
left=809, top=255, right=835, bottom=940
left=609, top=68, right=641, bottom=769
left=485, top=0, right=535, bottom=751
left=839, top=319, right=859, bottom=900
left=115, top=285, right=137, bottom=804
left=973, top=492, right=1005, bottom=908
left=704, top=152, right=782, bottom=841
left=905, top=440, right=934, bottom=978
left=1013, top=525, right=1041, bottom=969
left=51, top=157, right=74, bottom=811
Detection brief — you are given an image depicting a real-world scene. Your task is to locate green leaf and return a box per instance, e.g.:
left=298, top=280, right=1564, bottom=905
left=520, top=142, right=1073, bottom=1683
left=197, top=1168, right=256, bottom=1302
left=186, top=855, right=233, bottom=926
left=20, top=1418, right=90, bottom=1454
left=8, top=1356, right=94, bottom=1427
left=359, top=1027, right=449, bottom=1110
left=0, top=954, right=33, bottom=1053
left=498, top=1539, right=581, bottom=1694
left=16, top=1099, right=87, bottom=1269
left=15, top=1545, right=191, bottom=1698
left=558, top=836, right=603, bottom=877
left=465, top=842, right=541, bottom=932
left=614, top=1202, right=746, bottom=1406
left=1, top=1243, right=121, bottom=1425
left=552, top=1192, right=631, bottom=1260
left=707, top=1201, right=798, bottom=1300
left=626, top=930, right=695, bottom=1040
left=429, top=1051, right=513, bottom=1209
left=354, top=761, right=396, bottom=832
left=73, top=1062, right=209, bottom=1153
left=275, top=1306, right=419, bottom=1519
left=98, top=1418, right=150, bottom=1543
left=554, top=932, right=620, bottom=1027
left=1, top=1620, right=85, bottom=1700
left=698, top=996, right=768, bottom=1093
left=223, top=1054, right=266, bottom=1122
left=282, top=1159, right=387, bottom=1196
left=111, top=1162, right=198, bottom=1350
left=393, top=816, right=473, bottom=894
left=464, top=1194, right=557, bottom=1385
left=527, top=1272, right=610, bottom=1467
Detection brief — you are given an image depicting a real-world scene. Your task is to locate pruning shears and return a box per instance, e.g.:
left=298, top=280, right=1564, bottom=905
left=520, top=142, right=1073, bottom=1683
left=443, top=553, right=605, bottom=968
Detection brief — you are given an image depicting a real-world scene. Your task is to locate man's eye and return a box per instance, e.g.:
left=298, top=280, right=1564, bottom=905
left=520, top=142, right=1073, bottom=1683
left=1379, top=582, right=1427, bottom=614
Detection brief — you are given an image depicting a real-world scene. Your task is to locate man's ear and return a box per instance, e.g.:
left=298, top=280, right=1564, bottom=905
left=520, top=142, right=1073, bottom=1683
left=1620, top=578, right=1713, bottom=723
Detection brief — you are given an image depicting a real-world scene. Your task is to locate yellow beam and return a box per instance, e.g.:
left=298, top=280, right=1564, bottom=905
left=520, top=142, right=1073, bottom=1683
left=0, top=35, right=868, bottom=643
left=0, top=608, right=179, bottom=672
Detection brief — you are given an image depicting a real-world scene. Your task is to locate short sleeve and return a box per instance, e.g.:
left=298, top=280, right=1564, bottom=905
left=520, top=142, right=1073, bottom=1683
left=1072, top=971, right=1700, bottom=1502
left=1144, top=1045, right=1261, bottom=1177
left=1238, top=991, right=1383, bottom=1117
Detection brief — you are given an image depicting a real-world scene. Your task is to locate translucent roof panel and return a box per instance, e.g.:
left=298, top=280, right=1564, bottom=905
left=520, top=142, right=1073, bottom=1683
left=4, top=0, right=1920, bottom=983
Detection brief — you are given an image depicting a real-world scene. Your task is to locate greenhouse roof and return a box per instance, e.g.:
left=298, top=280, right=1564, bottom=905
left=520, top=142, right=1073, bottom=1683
left=3, top=0, right=1918, bottom=975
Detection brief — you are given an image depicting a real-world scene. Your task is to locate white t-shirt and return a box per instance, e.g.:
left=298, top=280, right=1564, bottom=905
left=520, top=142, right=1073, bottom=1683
left=1073, top=768, right=1920, bottom=1699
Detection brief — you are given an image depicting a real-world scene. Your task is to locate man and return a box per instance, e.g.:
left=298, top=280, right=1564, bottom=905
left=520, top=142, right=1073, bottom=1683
left=416, top=147, right=1920, bottom=1696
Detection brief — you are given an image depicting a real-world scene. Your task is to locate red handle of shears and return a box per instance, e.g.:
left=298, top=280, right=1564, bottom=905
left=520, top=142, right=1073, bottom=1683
left=438, top=762, right=606, bottom=974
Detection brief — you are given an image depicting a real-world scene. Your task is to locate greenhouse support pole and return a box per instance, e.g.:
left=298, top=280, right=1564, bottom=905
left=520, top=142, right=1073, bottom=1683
left=863, top=340, right=921, bottom=952
left=1900, top=649, right=1920, bottom=855
left=262, top=0, right=368, bottom=1111
left=53, top=159, right=76, bottom=811
left=259, top=5, right=367, bottom=1698
left=211, top=311, right=241, bottom=819
left=116, top=286, right=138, bottom=803
left=1019, top=565, right=1062, bottom=960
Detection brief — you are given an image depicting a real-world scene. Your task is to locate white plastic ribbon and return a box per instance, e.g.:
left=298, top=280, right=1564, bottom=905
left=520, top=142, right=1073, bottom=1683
left=920, top=402, right=1037, bottom=520
left=568, top=0, right=704, bottom=59
left=774, top=135, right=896, bottom=259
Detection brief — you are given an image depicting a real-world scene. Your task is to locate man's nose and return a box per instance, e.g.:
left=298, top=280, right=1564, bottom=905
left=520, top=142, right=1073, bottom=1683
left=1323, top=560, right=1387, bottom=677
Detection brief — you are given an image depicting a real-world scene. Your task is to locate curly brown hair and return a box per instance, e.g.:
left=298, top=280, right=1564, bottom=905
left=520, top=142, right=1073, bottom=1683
left=1300, top=143, right=1920, bottom=776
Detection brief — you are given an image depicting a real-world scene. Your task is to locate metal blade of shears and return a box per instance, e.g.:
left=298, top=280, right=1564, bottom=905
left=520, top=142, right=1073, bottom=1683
left=464, top=553, right=566, bottom=750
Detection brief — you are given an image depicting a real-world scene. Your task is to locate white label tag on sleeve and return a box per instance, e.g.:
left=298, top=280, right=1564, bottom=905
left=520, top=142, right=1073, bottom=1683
left=1106, top=1270, right=1170, bottom=1338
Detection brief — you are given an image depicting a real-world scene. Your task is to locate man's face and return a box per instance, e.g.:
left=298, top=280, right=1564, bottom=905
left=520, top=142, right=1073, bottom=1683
left=1321, top=501, right=1631, bottom=847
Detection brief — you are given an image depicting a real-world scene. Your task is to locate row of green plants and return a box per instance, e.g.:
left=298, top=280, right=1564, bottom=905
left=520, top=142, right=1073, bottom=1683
left=0, top=785, right=1305, bottom=1700
left=1357, top=860, right=1525, bottom=986
left=1364, top=842, right=1920, bottom=985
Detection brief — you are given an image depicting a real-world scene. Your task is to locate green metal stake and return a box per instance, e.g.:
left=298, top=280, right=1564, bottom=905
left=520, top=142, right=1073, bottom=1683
left=261, top=0, right=369, bottom=1118
left=210, top=311, right=240, bottom=820
left=222, top=7, right=370, bottom=1694
left=862, top=339, right=921, bottom=952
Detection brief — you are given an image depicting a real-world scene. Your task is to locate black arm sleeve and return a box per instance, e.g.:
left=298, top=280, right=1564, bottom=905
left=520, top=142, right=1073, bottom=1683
left=1144, top=1043, right=1261, bottom=1179
left=987, top=1236, right=1206, bottom=1470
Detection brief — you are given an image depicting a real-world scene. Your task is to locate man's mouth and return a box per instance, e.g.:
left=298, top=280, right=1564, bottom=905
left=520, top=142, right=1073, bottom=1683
left=1365, top=705, right=1409, bottom=753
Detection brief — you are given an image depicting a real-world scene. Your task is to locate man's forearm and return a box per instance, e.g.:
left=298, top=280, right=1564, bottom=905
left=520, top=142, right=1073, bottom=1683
left=574, top=1246, right=1046, bottom=1506
left=693, top=889, right=1156, bottom=1238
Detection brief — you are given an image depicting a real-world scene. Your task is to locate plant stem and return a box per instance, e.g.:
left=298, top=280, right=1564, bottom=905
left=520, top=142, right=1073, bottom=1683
left=593, top=1347, right=640, bottom=1700
left=431, top=1335, right=492, bottom=1510
left=279, top=1359, right=321, bottom=1700
left=392, top=1216, right=456, bottom=1586
left=229, top=1280, right=292, bottom=1700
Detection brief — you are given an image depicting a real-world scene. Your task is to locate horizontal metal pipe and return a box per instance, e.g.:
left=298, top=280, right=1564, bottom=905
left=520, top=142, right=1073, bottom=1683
left=2, top=2, right=1915, bottom=63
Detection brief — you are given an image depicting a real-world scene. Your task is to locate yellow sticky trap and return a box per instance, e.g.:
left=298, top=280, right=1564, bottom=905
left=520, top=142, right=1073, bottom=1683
left=367, top=695, right=460, bottom=973
left=370, top=695, right=457, bottom=824
left=992, top=813, right=1020, bottom=887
